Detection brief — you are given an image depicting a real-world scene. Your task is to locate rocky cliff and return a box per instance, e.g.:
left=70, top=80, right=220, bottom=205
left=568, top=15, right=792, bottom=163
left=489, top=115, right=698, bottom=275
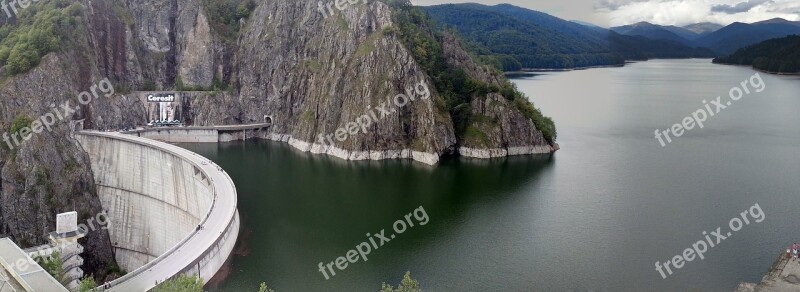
left=0, top=54, right=118, bottom=281
left=0, top=0, right=556, bottom=280
left=73, top=0, right=557, bottom=164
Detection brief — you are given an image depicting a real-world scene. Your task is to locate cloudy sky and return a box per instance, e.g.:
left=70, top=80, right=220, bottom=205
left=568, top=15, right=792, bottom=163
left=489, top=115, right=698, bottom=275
left=411, top=0, right=800, bottom=27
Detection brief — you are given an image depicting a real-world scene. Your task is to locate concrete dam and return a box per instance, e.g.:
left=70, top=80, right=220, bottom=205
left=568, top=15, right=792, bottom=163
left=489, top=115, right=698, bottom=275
left=75, top=132, right=240, bottom=291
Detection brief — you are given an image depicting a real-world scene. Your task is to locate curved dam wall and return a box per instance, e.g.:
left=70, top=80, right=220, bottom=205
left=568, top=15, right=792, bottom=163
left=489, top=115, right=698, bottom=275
left=75, top=132, right=240, bottom=291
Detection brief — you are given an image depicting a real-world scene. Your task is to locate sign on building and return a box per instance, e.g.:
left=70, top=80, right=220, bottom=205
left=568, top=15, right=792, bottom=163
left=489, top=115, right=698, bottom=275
left=145, top=93, right=178, bottom=123
left=147, top=94, right=176, bottom=102
left=56, top=212, right=78, bottom=234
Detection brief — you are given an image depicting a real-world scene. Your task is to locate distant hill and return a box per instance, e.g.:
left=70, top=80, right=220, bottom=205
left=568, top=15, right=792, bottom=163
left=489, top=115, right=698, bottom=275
left=609, top=19, right=800, bottom=55
left=607, top=33, right=715, bottom=60
left=611, top=22, right=699, bottom=43
left=754, top=18, right=800, bottom=26
left=422, top=4, right=716, bottom=71
left=713, top=35, right=800, bottom=74
left=571, top=20, right=603, bottom=29
left=683, top=22, right=723, bottom=35
left=695, top=20, right=800, bottom=54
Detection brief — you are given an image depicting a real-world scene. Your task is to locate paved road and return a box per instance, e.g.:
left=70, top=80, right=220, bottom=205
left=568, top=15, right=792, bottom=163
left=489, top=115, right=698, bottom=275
left=79, top=132, right=239, bottom=292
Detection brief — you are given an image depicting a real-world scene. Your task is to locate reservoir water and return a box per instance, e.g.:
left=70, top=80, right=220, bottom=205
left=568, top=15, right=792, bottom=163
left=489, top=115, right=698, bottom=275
left=181, top=59, right=800, bottom=291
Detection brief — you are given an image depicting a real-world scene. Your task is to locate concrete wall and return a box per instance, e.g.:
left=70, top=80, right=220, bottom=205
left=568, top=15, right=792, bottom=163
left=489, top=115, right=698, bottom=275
left=124, top=125, right=269, bottom=143
left=75, top=132, right=240, bottom=290
left=132, top=128, right=219, bottom=143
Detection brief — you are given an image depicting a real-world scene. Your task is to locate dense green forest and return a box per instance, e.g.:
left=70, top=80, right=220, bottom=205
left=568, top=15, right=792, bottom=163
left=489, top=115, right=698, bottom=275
left=0, top=0, right=85, bottom=76
left=422, top=4, right=625, bottom=71
left=713, top=35, right=800, bottom=74
left=422, top=4, right=717, bottom=71
left=389, top=0, right=556, bottom=143
left=200, top=0, right=256, bottom=41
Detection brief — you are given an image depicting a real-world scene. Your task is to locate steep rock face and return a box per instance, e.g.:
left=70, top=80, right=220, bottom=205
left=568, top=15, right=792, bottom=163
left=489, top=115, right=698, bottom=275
left=0, top=55, right=117, bottom=281
left=440, top=33, right=557, bottom=157
left=78, top=0, right=553, bottom=164
left=86, top=0, right=225, bottom=90
left=186, top=0, right=458, bottom=164
left=176, top=8, right=217, bottom=88
left=461, top=93, right=555, bottom=158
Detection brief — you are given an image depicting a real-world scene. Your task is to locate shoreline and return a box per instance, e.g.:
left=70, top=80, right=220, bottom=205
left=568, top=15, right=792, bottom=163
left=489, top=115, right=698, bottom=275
left=505, top=63, right=625, bottom=74
left=735, top=251, right=800, bottom=291
left=712, top=62, right=800, bottom=76
left=262, top=133, right=558, bottom=165
left=507, top=58, right=723, bottom=75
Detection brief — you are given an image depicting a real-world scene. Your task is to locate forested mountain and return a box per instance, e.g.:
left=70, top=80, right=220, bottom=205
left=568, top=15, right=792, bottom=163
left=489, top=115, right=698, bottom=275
left=609, top=19, right=800, bottom=55
left=713, top=35, right=800, bottom=74
left=612, top=22, right=729, bottom=42
left=695, top=20, right=800, bottom=54
left=421, top=3, right=623, bottom=70
left=607, top=33, right=716, bottom=60
left=611, top=22, right=698, bottom=44
left=684, top=22, right=724, bottom=35
left=422, top=4, right=716, bottom=71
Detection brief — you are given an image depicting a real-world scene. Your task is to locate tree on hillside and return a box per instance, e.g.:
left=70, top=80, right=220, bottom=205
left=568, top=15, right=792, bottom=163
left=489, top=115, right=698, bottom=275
left=713, top=35, right=800, bottom=73
left=78, top=277, right=97, bottom=292
left=153, top=275, right=204, bottom=292
left=36, top=251, right=64, bottom=281
left=380, top=271, right=422, bottom=292
left=259, top=282, right=275, bottom=292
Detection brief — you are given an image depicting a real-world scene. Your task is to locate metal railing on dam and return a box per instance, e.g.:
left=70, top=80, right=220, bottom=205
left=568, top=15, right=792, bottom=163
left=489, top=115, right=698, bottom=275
left=75, top=132, right=240, bottom=291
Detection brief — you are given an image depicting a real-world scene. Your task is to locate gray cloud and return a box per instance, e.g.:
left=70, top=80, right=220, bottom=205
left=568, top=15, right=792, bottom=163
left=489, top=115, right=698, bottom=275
left=594, top=0, right=651, bottom=11
left=711, top=0, right=773, bottom=14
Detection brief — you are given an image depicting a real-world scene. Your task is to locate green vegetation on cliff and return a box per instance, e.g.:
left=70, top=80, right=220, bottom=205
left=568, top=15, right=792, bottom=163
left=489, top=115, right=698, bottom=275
left=78, top=277, right=97, bottom=292
left=380, top=271, right=422, bottom=292
left=713, top=35, right=800, bottom=74
left=37, top=252, right=64, bottom=280
left=389, top=0, right=557, bottom=143
left=153, top=274, right=204, bottom=292
left=9, top=114, right=32, bottom=136
left=0, top=0, right=84, bottom=75
left=201, top=0, right=256, bottom=40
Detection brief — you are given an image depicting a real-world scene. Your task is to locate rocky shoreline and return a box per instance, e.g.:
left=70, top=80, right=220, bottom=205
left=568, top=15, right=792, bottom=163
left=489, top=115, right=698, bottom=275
left=735, top=252, right=800, bottom=291
left=268, top=133, right=557, bottom=165
left=459, top=144, right=559, bottom=159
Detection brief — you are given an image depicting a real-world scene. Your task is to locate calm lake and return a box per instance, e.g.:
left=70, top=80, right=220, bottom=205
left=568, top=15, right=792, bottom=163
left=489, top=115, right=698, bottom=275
left=181, top=59, right=800, bottom=291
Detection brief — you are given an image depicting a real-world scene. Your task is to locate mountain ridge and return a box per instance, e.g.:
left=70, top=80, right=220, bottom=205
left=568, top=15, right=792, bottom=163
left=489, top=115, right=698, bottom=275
left=713, top=35, right=800, bottom=74
left=422, top=3, right=717, bottom=71
left=609, top=18, right=800, bottom=55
